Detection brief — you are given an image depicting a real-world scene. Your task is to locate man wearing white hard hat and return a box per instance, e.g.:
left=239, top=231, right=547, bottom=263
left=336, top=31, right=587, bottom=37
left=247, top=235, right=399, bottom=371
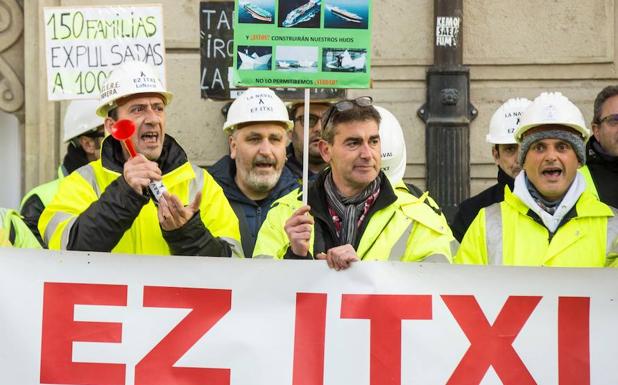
left=451, top=98, right=531, bottom=242
left=208, top=88, right=299, bottom=257
left=456, top=92, right=618, bottom=266
left=20, top=99, right=105, bottom=247
left=40, top=61, right=242, bottom=257
left=254, top=97, right=454, bottom=269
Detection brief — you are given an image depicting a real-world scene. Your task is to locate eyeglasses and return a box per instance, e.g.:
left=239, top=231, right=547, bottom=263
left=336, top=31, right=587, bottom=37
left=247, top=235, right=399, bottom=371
left=598, top=114, right=618, bottom=127
left=322, top=96, right=374, bottom=128
left=294, top=114, right=321, bottom=128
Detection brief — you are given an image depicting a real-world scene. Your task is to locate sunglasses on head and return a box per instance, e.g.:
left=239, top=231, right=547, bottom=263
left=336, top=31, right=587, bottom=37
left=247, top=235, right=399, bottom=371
left=322, top=96, right=374, bottom=128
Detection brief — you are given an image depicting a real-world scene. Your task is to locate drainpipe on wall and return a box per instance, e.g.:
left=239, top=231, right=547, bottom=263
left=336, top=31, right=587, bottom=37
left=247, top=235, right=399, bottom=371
left=418, top=0, right=477, bottom=222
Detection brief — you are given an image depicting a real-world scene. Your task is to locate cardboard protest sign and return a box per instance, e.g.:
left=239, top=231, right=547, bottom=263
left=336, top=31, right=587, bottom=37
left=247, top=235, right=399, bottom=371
left=200, top=1, right=235, bottom=100
left=232, top=0, right=372, bottom=89
left=44, top=5, right=165, bottom=100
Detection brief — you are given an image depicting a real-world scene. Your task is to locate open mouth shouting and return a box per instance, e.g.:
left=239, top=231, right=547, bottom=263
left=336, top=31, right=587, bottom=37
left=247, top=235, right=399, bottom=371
left=253, top=156, right=277, bottom=173
left=140, top=131, right=160, bottom=145
left=541, top=166, right=563, bottom=182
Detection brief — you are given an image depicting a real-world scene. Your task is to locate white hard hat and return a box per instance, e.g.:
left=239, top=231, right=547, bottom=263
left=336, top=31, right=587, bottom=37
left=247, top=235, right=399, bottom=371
left=376, top=106, right=406, bottom=183
left=223, top=88, right=293, bottom=133
left=63, top=99, right=103, bottom=142
left=515, top=92, right=590, bottom=142
left=486, top=98, right=532, bottom=144
left=96, top=61, right=173, bottom=117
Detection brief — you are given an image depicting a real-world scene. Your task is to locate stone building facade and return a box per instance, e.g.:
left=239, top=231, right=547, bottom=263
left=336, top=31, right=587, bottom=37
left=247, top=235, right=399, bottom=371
left=1, top=0, right=615, bottom=207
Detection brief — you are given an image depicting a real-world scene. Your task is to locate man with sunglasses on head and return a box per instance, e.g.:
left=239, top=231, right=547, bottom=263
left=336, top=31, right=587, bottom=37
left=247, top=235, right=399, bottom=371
left=20, top=99, right=105, bottom=247
left=285, top=101, right=333, bottom=181
left=580, top=85, right=618, bottom=208
left=254, top=97, right=454, bottom=269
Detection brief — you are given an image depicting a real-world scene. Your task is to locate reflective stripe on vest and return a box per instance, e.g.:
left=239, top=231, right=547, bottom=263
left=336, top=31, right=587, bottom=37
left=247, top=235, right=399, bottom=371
left=423, top=253, right=450, bottom=263
left=606, top=207, right=618, bottom=257
left=484, top=203, right=503, bottom=265
left=253, top=254, right=275, bottom=259
left=44, top=165, right=99, bottom=246
left=60, top=217, right=78, bottom=249
left=189, top=164, right=205, bottom=203
left=221, top=237, right=244, bottom=258
left=389, top=221, right=414, bottom=261
left=43, top=212, right=72, bottom=246
left=76, top=165, right=101, bottom=197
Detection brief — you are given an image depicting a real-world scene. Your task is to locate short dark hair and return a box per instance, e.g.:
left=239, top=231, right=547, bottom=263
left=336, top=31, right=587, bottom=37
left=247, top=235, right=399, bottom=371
left=289, top=102, right=333, bottom=120
left=593, top=85, right=618, bottom=124
left=321, top=102, right=381, bottom=144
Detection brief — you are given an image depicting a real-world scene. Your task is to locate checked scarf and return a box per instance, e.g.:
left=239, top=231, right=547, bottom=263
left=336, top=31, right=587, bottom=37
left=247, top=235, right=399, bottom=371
left=324, top=171, right=381, bottom=246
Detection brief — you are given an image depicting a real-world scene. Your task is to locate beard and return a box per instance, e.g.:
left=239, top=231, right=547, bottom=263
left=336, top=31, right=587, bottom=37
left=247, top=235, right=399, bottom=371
left=245, top=155, right=283, bottom=193
left=308, top=150, right=325, bottom=166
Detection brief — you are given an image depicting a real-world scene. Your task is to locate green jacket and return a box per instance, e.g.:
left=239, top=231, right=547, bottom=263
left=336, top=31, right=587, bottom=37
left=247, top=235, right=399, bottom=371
left=253, top=171, right=454, bottom=262
left=19, top=167, right=65, bottom=247
left=0, top=208, right=42, bottom=249
left=455, top=187, right=618, bottom=267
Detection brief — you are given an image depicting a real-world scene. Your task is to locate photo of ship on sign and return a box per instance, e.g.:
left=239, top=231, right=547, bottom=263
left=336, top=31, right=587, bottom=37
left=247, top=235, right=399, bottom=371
left=279, top=0, right=321, bottom=28
left=322, top=48, right=367, bottom=72
left=276, top=46, right=319, bottom=72
left=237, top=46, right=273, bottom=70
left=238, top=0, right=275, bottom=24
left=324, top=0, right=368, bottom=29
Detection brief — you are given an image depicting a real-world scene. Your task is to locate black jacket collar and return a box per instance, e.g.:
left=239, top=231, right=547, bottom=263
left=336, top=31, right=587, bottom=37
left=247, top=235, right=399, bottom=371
left=587, top=135, right=618, bottom=169
left=497, top=167, right=515, bottom=190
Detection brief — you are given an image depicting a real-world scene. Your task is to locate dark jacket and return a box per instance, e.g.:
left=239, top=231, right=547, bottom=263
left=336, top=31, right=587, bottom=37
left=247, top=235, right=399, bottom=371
left=451, top=167, right=515, bottom=242
left=585, top=136, right=618, bottom=208
left=285, top=143, right=320, bottom=183
left=208, top=155, right=299, bottom=257
left=284, top=170, right=398, bottom=259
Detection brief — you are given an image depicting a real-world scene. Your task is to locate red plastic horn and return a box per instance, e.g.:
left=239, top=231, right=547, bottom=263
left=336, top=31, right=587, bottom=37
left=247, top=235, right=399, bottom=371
left=111, top=119, right=137, bottom=158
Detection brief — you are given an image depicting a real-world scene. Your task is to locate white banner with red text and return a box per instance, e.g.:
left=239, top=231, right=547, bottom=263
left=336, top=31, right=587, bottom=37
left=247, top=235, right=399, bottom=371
left=0, top=248, right=616, bottom=385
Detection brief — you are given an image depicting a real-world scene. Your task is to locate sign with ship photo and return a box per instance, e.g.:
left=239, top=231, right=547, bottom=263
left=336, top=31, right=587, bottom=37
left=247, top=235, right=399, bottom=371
left=232, top=0, right=372, bottom=89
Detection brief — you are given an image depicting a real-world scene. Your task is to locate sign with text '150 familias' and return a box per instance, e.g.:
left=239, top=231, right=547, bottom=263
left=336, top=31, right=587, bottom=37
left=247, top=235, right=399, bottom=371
left=1, top=248, right=618, bottom=384
left=232, top=0, right=372, bottom=89
left=44, top=5, right=166, bottom=101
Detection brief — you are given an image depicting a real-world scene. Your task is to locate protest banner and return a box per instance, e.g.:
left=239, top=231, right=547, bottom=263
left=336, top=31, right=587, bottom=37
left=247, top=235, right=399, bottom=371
left=44, top=5, right=166, bottom=100
left=0, top=247, right=616, bottom=385
left=232, top=0, right=372, bottom=89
